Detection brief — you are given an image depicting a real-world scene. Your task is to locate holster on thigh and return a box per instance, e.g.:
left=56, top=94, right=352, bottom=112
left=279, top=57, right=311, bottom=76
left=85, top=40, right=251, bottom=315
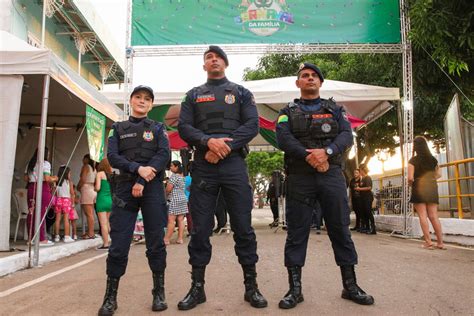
left=288, top=190, right=316, bottom=209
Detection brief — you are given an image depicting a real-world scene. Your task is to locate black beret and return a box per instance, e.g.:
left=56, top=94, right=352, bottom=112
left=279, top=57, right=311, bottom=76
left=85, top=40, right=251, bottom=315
left=204, top=45, right=229, bottom=66
left=130, top=85, right=154, bottom=101
left=297, top=62, right=324, bottom=82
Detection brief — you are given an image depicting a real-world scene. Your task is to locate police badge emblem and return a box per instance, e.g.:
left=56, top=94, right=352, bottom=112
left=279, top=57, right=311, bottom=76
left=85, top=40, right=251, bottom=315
left=225, top=94, right=236, bottom=104
left=143, top=130, right=154, bottom=142
left=298, top=63, right=305, bottom=71
left=321, top=123, right=332, bottom=133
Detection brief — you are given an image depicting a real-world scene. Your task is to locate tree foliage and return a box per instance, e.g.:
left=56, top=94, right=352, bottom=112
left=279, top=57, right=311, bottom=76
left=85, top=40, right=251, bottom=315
left=409, top=0, right=473, bottom=76
left=409, top=0, right=474, bottom=139
left=246, top=151, right=284, bottom=207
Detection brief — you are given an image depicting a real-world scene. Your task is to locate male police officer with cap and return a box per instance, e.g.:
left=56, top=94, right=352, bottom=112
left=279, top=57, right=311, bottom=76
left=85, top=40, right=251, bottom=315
left=98, top=85, right=170, bottom=315
left=177, top=45, right=267, bottom=310
left=276, top=63, right=374, bottom=309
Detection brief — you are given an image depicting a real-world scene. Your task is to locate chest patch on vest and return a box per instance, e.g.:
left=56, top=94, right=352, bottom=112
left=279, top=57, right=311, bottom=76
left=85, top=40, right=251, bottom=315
left=143, top=130, right=154, bottom=142
left=196, top=94, right=216, bottom=103
left=321, top=123, right=332, bottom=133
left=225, top=94, right=236, bottom=104
left=120, top=132, right=137, bottom=139
left=311, top=113, right=333, bottom=119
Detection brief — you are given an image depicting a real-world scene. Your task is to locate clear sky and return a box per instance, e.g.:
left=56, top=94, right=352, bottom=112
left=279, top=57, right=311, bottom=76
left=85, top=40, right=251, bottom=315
left=89, top=0, right=261, bottom=92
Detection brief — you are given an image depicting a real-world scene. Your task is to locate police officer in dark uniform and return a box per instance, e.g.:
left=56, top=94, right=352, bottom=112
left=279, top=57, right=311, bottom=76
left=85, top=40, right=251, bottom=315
left=98, top=86, right=170, bottom=315
left=177, top=46, right=267, bottom=310
left=276, top=63, right=374, bottom=309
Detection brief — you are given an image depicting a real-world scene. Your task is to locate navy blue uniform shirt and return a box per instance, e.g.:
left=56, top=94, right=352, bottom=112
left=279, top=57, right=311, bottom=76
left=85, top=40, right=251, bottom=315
left=276, top=97, right=353, bottom=160
left=178, top=77, right=259, bottom=151
left=107, top=116, right=170, bottom=185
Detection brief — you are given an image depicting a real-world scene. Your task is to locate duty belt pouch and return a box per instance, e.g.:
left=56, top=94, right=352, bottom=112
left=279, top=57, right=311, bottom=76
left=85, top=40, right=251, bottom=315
left=289, top=190, right=316, bottom=208
left=112, top=195, right=127, bottom=209
left=192, top=177, right=210, bottom=193
left=106, top=173, right=117, bottom=195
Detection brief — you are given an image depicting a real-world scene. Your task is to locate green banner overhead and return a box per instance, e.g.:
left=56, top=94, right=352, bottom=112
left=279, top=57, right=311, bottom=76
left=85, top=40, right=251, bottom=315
left=132, top=0, right=401, bottom=46
left=86, top=105, right=106, bottom=162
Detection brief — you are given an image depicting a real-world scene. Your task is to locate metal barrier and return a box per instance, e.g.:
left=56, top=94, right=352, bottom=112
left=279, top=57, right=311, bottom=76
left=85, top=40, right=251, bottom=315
left=372, top=157, right=473, bottom=219
left=437, top=157, right=474, bottom=219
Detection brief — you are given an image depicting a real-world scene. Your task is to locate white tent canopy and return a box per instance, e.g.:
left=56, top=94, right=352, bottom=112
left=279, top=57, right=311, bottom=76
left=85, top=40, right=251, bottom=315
left=244, top=77, right=400, bottom=124
left=0, top=31, right=123, bottom=251
left=104, top=76, right=399, bottom=125
left=0, top=31, right=123, bottom=121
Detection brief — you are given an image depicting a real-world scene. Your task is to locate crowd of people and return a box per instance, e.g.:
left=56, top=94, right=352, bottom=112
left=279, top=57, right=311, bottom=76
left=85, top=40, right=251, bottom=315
left=349, top=164, right=376, bottom=235
left=24, top=151, right=113, bottom=249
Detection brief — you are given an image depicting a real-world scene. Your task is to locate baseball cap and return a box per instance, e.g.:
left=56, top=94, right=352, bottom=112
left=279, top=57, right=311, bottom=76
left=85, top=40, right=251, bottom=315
left=130, top=85, right=154, bottom=101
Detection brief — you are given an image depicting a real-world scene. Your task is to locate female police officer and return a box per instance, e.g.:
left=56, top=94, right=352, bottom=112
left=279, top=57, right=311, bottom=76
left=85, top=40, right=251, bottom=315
left=276, top=63, right=374, bottom=309
left=98, top=85, right=170, bottom=315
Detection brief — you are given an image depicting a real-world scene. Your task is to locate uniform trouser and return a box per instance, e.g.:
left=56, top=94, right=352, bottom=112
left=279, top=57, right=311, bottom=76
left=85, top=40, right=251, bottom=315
left=214, top=189, right=227, bottom=229
left=188, top=155, right=258, bottom=267
left=361, top=196, right=375, bottom=230
left=107, top=178, right=168, bottom=278
left=270, top=199, right=279, bottom=221
left=284, top=166, right=358, bottom=267
left=311, top=200, right=323, bottom=228
left=351, top=197, right=362, bottom=228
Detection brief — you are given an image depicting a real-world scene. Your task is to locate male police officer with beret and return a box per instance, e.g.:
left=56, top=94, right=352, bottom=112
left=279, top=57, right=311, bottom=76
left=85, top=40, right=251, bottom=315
left=98, top=86, right=170, bottom=315
left=177, top=46, right=267, bottom=310
left=276, top=63, right=374, bottom=309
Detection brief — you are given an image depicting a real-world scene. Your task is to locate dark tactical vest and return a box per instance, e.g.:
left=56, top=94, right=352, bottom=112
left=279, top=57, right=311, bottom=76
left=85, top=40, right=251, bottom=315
left=193, top=82, right=241, bottom=135
left=286, top=98, right=342, bottom=173
left=116, top=118, right=159, bottom=163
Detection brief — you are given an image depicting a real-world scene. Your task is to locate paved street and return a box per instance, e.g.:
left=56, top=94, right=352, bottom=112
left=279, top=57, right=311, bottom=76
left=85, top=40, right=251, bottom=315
left=1, top=208, right=473, bottom=315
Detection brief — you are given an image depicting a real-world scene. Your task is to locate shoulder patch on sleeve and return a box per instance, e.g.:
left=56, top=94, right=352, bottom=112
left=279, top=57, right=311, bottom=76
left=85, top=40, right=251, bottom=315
left=181, top=95, right=187, bottom=102
left=277, top=115, right=289, bottom=124
left=342, top=110, right=349, bottom=122
left=251, top=95, right=256, bottom=105
left=108, top=129, right=114, bottom=138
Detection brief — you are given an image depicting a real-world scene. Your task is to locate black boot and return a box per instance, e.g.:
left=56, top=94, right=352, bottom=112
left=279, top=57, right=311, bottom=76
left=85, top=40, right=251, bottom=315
left=152, top=271, right=167, bottom=311
left=340, top=265, right=374, bottom=305
left=177, top=266, right=206, bottom=310
left=367, top=220, right=377, bottom=234
left=98, top=277, right=119, bottom=316
left=242, top=265, right=268, bottom=308
left=279, top=266, right=304, bottom=309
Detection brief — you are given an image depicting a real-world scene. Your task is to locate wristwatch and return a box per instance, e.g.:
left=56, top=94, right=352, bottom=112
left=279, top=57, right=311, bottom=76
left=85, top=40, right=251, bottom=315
left=325, top=147, right=333, bottom=156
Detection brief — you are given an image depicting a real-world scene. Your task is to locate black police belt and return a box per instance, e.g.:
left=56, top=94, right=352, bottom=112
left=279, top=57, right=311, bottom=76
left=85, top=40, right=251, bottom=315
left=112, top=172, right=136, bottom=183
left=195, top=145, right=249, bottom=160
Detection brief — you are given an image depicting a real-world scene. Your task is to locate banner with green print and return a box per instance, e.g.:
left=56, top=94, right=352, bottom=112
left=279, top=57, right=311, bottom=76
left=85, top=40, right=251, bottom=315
left=86, top=105, right=106, bottom=162
left=132, top=0, right=401, bottom=46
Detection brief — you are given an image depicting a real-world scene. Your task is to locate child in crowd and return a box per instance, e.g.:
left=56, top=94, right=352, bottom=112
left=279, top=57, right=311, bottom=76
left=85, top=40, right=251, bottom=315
left=133, top=210, right=144, bottom=242
left=54, top=165, right=75, bottom=243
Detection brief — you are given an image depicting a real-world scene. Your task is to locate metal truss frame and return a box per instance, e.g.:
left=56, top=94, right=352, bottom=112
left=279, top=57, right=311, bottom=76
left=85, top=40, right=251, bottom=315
left=132, top=43, right=403, bottom=57
left=124, top=0, right=414, bottom=236
left=399, top=0, right=414, bottom=237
